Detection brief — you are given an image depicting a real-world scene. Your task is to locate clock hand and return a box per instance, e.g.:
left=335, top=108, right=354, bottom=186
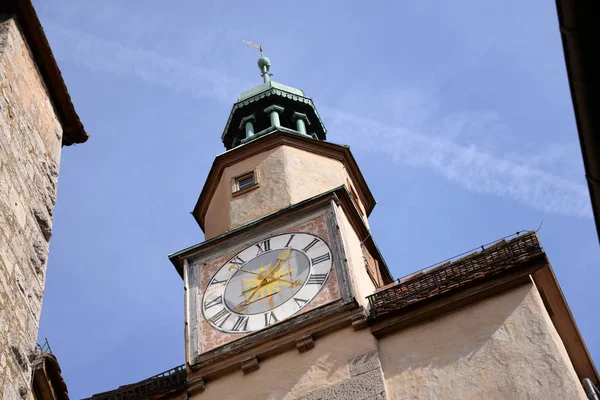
left=242, top=264, right=273, bottom=306
left=239, top=261, right=292, bottom=295
left=262, top=248, right=292, bottom=282
left=240, top=273, right=300, bottom=295
left=235, top=290, right=283, bottom=311
left=273, top=276, right=303, bottom=287
left=228, top=265, right=261, bottom=276
left=237, top=249, right=294, bottom=311
left=244, top=249, right=292, bottom=302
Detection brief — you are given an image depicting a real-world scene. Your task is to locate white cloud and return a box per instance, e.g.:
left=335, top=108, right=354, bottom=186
left=45, top=24, right=252, bottom=102
left=45, top=24, right=592, bottom=219
left=325, top=108, right=591, bottom=218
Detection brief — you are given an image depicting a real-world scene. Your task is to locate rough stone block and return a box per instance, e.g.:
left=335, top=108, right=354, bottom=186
left=348, top=350, right=381, bottom=377
left=32, top=205, right=52, bottom=241
left=296, top=369, right=386, bottom=400
left=0, top=15, right=64, bottom=400
left=295, top=351, right=386, bottom=400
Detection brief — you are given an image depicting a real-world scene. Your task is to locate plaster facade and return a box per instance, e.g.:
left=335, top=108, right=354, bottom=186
left=336, top=205, right=375, bottom=309
left=204, top=144, right=368, bottom=240
left=191, top=327, right=382, bottom=400
left=0, top=16, right=63, bottom=399
left=184, top=283, right=588, bottom=399
left=378, top=283, right=586, bottom=400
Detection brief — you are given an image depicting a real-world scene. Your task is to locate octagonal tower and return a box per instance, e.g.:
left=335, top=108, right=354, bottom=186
left=194, top=54, right=375, bottom=240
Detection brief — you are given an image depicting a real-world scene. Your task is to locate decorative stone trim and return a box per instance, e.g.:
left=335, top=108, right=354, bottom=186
left=240, top=356, right=259, bottom=374
left=221, top=88, right=326, bottom=143
left=263, top=104, right=285, bottom=114
left=351, top=313, right=368, bottom=331
left=295, top=334, right=315, bottom=353
left=296, top=350, right=386, bottom=400
left=264, top=104, right=285, bottom=128
left=239, top=114, right=257, bottom=138
left=187, top=377, right=205, bottom=394
left=292, top=112, right=310, bottom=136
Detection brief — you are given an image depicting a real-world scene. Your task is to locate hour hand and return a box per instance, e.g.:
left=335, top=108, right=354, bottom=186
left=228, top=264, right=260, bottom=276
left=235, top=290, right=282, bottom=311
left=272, top=275, right=303, bottom=287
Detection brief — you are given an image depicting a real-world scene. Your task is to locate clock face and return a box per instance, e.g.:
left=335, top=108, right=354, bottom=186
left=201, top=232, right=333, bottom=334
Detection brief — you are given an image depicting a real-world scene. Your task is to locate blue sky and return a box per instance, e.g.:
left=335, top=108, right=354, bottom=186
left=34, top=0, right=599, bottom=397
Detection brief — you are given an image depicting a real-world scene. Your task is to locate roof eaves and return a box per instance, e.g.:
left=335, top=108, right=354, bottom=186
left=3, top=0, right=88, bottom=145
left=367, top=232, right=545, bottom=321
left=221, top=88, right=325, bottom=142
left=556, top=0, right=600, bottom=243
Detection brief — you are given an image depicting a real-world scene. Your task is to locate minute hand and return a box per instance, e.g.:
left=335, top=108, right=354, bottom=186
left=228, top=265, right=260, bottom=276
left=239, top=249, right=292, bottom=309
left=264, top=248, right=292, bottom=280
left=240, top=265, right=298, bottom=295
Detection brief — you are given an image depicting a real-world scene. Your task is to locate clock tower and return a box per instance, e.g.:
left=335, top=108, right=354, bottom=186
left=168, top=51, right=394, bottom=397
left=161, top=50, right=598, bottom=400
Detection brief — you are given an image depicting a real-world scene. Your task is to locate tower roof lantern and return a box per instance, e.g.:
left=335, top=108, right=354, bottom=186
left=221, top=43, right=327, bottom=150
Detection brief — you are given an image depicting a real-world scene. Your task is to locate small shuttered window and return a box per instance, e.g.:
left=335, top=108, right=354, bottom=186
left=232, top=171, right=259, bottom=197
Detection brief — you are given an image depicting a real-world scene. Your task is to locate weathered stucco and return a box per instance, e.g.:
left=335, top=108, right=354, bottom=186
left=192, top=327, right=382, bottom=400
left=204, top=144, right=368, bottom=239
left=205, top=147, right=290, bottom=239
left=336, top=205, right=375, bottom=308
left=0, top=16, right=63, bottom=399
left=282, top=146, right=368, bottom=219
left=378, top=283, right=587, bottom=400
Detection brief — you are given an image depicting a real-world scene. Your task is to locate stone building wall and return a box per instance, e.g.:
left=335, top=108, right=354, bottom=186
left=0, top=16, right=64, bottom=399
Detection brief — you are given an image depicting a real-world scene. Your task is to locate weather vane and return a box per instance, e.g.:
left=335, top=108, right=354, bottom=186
left=243, top=40, right=272, bottom=83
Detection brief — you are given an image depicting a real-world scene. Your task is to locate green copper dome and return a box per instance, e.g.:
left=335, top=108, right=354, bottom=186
left=221, top=53, right=327, bottom=150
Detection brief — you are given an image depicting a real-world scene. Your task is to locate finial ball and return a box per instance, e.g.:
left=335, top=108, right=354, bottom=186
left=258, top=56, right=271, bottom=70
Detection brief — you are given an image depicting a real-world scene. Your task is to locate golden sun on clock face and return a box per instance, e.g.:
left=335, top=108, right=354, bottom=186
left=201, top=232, right=333, bottom=334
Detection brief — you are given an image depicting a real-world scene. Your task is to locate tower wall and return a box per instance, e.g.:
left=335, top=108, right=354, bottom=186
left=379, top=283, right=586, bottom=399
left=205, top=146, right=292, bottom=239
left=204, top=144, right=369, bottom=239
left=336, top=205, right=376, bottom=308
left=189, top=327, right=382, bottom=400
left=0, top=16, right=64, bottom=399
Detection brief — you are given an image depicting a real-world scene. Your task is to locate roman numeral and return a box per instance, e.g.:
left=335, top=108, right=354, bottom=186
left=303, top=238, right=319, bottom=252
left=293, top=297, right=308, bottom=307
left=285, top=234, right=296, bottom=247
left=204, top=295, right=223, bottom=310
left=255, top=239, right=271, bottom=254
left=264, top=311, right=279, bottom=327
left=311, top=253, right=331, bottom=265
left=209, top=277, right=227, bottom=286
left=307, top=273, right=328, bottom=285
left=231, top=316, right=249, bottom=332
left=210, top=308, right=231, bottom=328
left=230, top=256, right=245, bottom=265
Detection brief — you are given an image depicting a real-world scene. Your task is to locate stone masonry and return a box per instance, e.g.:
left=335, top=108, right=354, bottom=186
left=296, top=351, right=386, bottom=400
left=0, top=16, right=64, bottom=399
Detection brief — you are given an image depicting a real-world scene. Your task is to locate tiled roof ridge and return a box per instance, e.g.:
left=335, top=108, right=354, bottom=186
left=367, top=232, right=544, bottom=320
left=2, top=0, right=88, bottom=145
left=85, top=364, right=186, bottom=400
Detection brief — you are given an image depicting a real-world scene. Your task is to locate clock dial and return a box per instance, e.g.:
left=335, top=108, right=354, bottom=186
left=202, top=232, right=333, bottom=334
